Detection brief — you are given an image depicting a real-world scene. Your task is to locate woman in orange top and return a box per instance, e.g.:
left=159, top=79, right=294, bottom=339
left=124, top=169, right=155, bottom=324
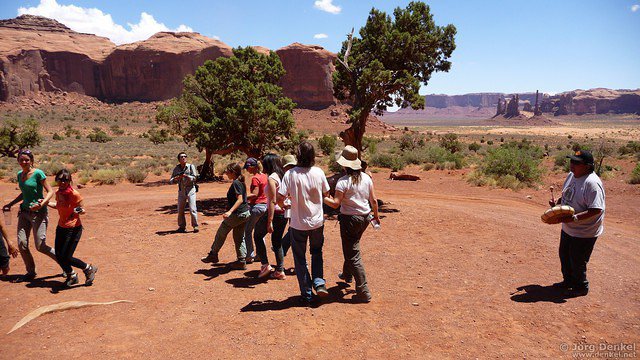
left=47, top=169, right=97, bottom=287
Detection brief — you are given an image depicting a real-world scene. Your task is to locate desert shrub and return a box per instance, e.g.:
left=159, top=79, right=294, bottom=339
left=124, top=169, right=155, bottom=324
left=495, top=174, right=523, bottom=190
left=554, top=150, right=573, bottom=171
left=398, top=133, right=426, bottom=151
left=422, top=163, right=435, bottom=171
left=630, top=163, right=640, bottom=185
left=92, top=169, right=124, bottom=185
left=618, top=141, right=640, bottom=156
left=439, top=133, right=461, bottom=153
left=369, top=153, right=405, bottom=171
left=466, top=170, right=497, bottom=187
left=110, top=124, right=125, bottom=135
left=571, top=142, right=591, bottom=152
left=487, top=140, right=494, bottom=145
left=147, top=127, right=172, bottom=145
left=480, top=144, right=543, bottom=185
left=468, top=142, right=481, bottom=152
left=52, top=133, right=63, bottom=141
left=39, top=161, right=65, bottom=176
left=125, top=168, right=147, bottom=183
left=327, top=160, right=343, bottom=173
left=87, top=128, right=112, bottom=143
left=318, top=134, right=337, bottom=156
left=362, top=136, right=380, bottom=154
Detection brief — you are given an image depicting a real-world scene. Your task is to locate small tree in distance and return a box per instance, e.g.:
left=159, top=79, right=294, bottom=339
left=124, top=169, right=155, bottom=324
left=0, top=118, right=42, bottom=158
left=157, top=47, right=296, bottom=179
left=333, top=1, right=456, bottom=153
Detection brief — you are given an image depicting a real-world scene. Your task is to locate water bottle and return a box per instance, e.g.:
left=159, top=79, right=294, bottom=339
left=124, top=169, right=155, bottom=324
left=367, top=213, right=380, bottom=230
left=3, top=209, right=12, bottom=226
left=284, top=198, right=292, bottom=219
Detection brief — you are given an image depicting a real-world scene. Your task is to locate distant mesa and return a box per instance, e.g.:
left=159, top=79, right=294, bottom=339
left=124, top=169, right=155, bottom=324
left=0, top=15, right=336, bottom=109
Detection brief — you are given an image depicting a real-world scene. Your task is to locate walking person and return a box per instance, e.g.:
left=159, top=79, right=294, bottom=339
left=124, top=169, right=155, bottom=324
left=551, top=150, right=605, bottom=297
left=280, top=154, right=297, bottom=259
left=252, top=154, right=288, bottom=279
left=1, top=220, right=19, bottom=276
left=2, top=149, right=57, bottom=282
left=242, top=158, right=268, bottom=264
left=47, top=169, right=98, bottom=287
left=324, top=146, right=379, bottom=303
left=277, top=142, right=330, bottom=305
left=169, top=152, right=199, bottom=233
left=201, top=163, right=251, bottom=270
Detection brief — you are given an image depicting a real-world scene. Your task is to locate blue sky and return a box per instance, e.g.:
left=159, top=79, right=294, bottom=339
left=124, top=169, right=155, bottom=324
left=1, top=0, right=638, bottom=95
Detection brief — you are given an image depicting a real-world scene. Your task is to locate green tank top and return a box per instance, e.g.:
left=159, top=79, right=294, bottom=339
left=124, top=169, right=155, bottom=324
left=18, top=169, right=47, bottom=212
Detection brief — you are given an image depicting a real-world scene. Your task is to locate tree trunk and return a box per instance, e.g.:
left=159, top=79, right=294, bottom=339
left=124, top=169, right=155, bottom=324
left=199, top=148, right=216, bottom=180
left=339, top=113, right=367, bottom=156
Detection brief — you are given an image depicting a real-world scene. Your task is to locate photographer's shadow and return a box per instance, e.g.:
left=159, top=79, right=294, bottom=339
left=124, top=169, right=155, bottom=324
left=510, top=284, right=569, bottom=304
left=156, top=197, right=227, bottom=217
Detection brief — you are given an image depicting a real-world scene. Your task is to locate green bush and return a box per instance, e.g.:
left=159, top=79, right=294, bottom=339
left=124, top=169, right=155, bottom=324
left=125, top=168, right=147, bottom=183
left=39, top=161, right=65, bottom=176
left=0, top=118, right=42, bottom=158
left=87, top=128, right=112, bottom=143
left=52, top=133, right=63, bottom=141
left=630, top=163, right=640, bottom=184
left=398, top=133, right=426, bottom=151
left=369, top=153, right=405, bottom=171
left=554, top=150, right=573, bottom=171
left=468, top=142, right=481, bottom=152
left=110, top=124, right=125, bottom=135
left=439, top=133, right=462, bottom=153
left=92, top=169, right=124, bottom=185
left=318, top=134, right=337, bottom=156
left=619, top=141, right=640, bottom=156
left=487, top=140, right=494, bottom=145
left=480, top=144, right=543, bottom=184
left=327, top=160, right=343, bottom=173
left=147, top=127, right=172, bottom=145
left=362, top=136, right=380, bottom=154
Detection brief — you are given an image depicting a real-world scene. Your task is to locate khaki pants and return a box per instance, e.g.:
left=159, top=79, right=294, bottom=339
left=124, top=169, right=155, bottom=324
left=17, top=210, right=57, bottom=274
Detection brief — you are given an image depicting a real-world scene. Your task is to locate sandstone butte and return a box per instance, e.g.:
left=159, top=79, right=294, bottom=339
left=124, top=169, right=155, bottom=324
left=0, top=15, right=337, bottom=109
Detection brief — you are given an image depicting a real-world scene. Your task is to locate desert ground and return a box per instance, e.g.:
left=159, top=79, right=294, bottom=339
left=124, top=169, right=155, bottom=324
left=1, top=101, right=639, bottom=359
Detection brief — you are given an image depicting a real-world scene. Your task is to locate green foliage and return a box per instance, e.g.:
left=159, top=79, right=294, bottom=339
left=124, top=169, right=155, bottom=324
left=397, top=133, right=426, bottom=151
left=439, top=133, right=462, bottom=153
left=0, top=118, right=42, bottom=157
left=318, top=134, right=337, bottom=156
left=284, top=130, right=309, bottom=152
left=39, top=161, right=65, bottom=176
left=554, top=150, right=573, bottom=171
left=332, top=1, right=456, bottom=149
left=480, top=143, right=543, bottom=184
left=362, top=136, right=380, bottom=154
left=146, top=127, right=172, bottom=145
left=369, top=153, right=405, bottom=171
left=487, top=140, right=494, bottom=145
left=92, top=169, right=124, bottom=185
left=52, top=133, right=64, bottom=141
left=630, top=163, right=640, bottom=184
left=125, top=168, right=147, bottom=183
left=618, top=141, right=640, bottom=157
left=87, top=128, right=112, bottom=143
left=157, top=47, right=296, bottom=157
left=110, top=124, right=125, bottom=135
left=468, top=142, right=481, bottom=152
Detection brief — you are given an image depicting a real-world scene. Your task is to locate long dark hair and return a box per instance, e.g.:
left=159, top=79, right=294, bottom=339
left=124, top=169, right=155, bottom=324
left=345, top=167, right=361, bottom=185
left=297, top=141, right=315, bottom=168
left=226, top=162, right=244, bottom=183
left=55, top=168, right=73, bottom=183
left=261, top=153, right=284, bottom=179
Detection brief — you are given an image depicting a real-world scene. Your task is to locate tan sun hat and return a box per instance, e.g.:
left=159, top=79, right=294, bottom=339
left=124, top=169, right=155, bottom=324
left=336, top=145, right=362, bottom=170
left=282, top=154, right=297, bottom=168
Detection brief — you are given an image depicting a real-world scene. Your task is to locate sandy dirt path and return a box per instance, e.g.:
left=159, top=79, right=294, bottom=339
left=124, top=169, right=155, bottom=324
left=0, top=171, right=638, bottom=359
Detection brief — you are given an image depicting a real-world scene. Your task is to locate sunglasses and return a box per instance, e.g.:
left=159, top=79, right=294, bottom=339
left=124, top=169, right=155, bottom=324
left=179, top=155, right=187, bottom=158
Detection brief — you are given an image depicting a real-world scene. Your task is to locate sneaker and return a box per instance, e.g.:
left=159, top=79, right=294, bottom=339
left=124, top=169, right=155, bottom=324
left=245, top=256, right=254, bottom=264
left=230, top=261, right=247, bottom=270
left=61, top=271, right=68, bottom=278
left=338, top=272, right=353, bottom=284
left=298, top=296, right=317, bottom=307
left=83, top=265, right=98, bottom=286
left=285, top=267, right=296, bottom=275
left=258, top=264, right=274, bottom=279
left=352, top=292, right=372, bottom=303
left=201, top=253, right=219, bottom=264
left=270, top=270, right=286, bottom=280
left=315, top=284, right=329, bottom=298
left=65, top=272, right=79, bottom=287
left=177, top=228, right=187, bottom=233
left=193, top=227, right=199, bottom=233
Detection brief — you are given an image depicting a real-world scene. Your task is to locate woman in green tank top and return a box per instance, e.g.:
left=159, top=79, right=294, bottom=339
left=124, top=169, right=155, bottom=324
left=2, top=149, right=57, bottom=282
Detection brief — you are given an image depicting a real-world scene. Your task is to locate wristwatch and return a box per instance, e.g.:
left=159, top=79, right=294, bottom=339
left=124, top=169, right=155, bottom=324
left=572, top=214, right=579, bottom=222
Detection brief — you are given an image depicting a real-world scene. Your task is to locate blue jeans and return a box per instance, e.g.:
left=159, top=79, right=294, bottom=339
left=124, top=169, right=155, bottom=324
left=244, top=203, right=267, bottom=258
left=290, top=226, right=326, bottom=300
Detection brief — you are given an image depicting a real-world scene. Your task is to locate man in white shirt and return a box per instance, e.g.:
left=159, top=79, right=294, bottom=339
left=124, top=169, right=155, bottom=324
left=278, top=142, right=330, bottom=305
left=551, top=150, right=605, bottom=297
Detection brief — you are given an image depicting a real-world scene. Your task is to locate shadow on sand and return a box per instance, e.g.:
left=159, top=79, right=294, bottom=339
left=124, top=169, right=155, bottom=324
left=156, top=197, right=227, bottom=217
left=510, top=284, right=574, bottom=304
left=240, top=282, right=365, bottom=311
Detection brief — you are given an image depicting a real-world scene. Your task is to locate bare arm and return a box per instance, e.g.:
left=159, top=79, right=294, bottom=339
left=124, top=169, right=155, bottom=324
left=224, top=194, right=244, bottom=218
left=324, top=190, right=343, bottom=209
left=267, top=178, right=277, bottom=233
left=369, top=183, right=379, bottom=221
left=31, top=178, right=54, bottom=211
left=0, top=223, right=18, bottom=257
left=561, top=208, right=603, bottom=223
left=3, top=193, right=23, bottom=211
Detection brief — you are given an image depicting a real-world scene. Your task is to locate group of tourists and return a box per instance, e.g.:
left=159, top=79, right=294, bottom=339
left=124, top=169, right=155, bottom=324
left=197, top=142, right=379, bottom=304
left=1, top=142, right=606, bottom=302
left=1, top=149, right=97, bottom=287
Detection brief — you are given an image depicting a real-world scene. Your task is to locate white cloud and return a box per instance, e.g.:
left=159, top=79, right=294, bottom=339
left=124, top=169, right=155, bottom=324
left=631, top=4, right=640, bottom=12
left=17, top=0, right=193, bottom=45
left=314, top=33, right=328, bottom=39
left=314, top=0, right=341, bottom=14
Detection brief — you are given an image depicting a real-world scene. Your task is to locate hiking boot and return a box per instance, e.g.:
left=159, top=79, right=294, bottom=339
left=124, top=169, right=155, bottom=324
left=201, top=253, right=219, bottom=264
left=352, top=292, right=372, bottom=303
left=338, top=272, right=353, bottom=284
left=315, top=284, right=329, bottom=298
left=193, top=227, right=199, bottom=233
left=270, top=270, right=286, bottom=280
left=258, top=264, right=274, bottom=279
left=83, top=265, right=98, bottom=286
left=230, top=261, right=247, bottom=270
left=65, top=272, right=79, bottom=287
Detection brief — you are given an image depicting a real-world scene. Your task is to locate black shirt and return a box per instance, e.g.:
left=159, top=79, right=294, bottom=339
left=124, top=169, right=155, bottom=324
left=227, top=179, right=249, bottom=214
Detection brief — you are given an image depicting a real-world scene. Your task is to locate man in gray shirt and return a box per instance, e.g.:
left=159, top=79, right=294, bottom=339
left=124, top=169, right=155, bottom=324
left=170, top=152, right=199, bottom=233
left=550, top=150, right=605, bottom=297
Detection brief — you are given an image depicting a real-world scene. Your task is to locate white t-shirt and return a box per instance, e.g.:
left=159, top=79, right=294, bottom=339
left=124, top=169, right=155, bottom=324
left=267, top=172, right=283, bottom=213
left=278, top=166, right=330, bottom=231
left=561, top=172, right=605, bottom=238
left=335, top=172, right=373, bottom=216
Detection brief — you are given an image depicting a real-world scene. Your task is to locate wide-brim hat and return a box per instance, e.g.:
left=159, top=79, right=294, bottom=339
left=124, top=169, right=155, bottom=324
left=336, top=145, right=362, bottom=170
left=282, top=154, right=297, bottom=168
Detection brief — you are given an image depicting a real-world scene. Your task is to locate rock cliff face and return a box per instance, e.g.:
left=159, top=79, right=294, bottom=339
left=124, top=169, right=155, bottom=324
left=0, top=15, right=337, bottom=108
left=542, top=88, right=640, bottom=115
left=424, top=93, right=541, bottom=108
